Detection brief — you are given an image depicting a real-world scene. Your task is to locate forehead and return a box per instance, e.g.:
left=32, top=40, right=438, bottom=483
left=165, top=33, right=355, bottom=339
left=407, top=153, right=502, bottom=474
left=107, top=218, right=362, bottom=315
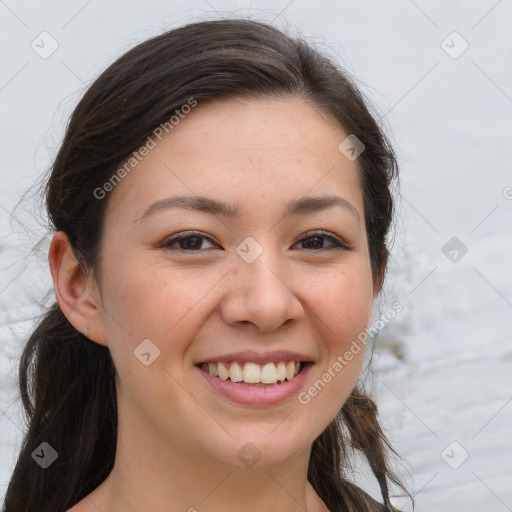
left=104, top=96, right=363, bottom=224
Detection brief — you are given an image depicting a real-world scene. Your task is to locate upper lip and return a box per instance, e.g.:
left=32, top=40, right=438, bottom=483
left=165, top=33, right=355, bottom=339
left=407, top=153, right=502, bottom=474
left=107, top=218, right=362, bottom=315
left=195, top=350, right=315, bottom=365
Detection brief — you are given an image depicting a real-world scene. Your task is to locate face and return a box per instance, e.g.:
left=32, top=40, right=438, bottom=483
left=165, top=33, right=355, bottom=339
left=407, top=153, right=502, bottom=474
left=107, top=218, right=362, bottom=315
left=90, top=96, right=377, bottom=470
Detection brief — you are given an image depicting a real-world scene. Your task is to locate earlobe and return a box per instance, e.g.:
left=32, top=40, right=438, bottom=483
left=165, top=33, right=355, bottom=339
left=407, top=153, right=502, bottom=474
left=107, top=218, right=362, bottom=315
left=48, top=231, right=108, bottom=346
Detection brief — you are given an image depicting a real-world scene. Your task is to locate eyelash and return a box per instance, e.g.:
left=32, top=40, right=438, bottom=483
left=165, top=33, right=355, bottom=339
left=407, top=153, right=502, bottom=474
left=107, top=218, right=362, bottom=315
left=159, top=230, right=350, bottom=253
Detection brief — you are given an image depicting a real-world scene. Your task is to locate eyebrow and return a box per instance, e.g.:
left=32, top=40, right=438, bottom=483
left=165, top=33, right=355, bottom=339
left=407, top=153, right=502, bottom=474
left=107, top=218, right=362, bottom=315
left=136, top=194, right=360, bottom=223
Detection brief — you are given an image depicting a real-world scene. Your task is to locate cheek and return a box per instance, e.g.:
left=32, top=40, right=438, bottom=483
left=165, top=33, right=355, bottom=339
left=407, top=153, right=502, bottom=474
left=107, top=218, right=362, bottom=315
left=102, top=254, right=191, bottom=332
left=98, top=260, right=200, bottom=416
left=300, top=264, right=373, bottom=410
left=305, top=263, right=374, bottom=343
left=299, top=290, right=371, bottom=430
left=99, top=255, right=226, bottom=372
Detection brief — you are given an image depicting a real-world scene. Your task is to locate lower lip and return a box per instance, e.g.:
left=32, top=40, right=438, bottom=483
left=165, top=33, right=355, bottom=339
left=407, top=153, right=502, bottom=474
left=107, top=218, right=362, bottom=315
left=196, top=364, right=313, bottom=407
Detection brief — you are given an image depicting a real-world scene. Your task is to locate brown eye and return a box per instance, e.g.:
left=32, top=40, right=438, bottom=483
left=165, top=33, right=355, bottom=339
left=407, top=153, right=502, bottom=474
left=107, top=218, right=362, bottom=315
left=295, top=231, right=348, bottom=252
left=159, top=230, right=349, bottom=253
left=160, top=232, right=219, bottom=252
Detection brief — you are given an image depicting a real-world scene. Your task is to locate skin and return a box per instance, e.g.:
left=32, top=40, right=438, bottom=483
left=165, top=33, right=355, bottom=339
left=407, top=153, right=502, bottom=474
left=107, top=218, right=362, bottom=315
left=51, top=95, right=378, bottom=512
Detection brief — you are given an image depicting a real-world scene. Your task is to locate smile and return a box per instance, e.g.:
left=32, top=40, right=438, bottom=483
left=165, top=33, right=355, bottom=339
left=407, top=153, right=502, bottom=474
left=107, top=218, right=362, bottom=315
left=197, top=360, right=305, bottom=385
left=195, top=360, right=314, bottom=406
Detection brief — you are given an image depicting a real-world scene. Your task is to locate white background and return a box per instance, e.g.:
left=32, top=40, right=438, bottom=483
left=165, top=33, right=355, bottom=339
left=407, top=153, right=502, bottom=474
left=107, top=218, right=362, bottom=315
left=1, top=1, right=511, bottom=510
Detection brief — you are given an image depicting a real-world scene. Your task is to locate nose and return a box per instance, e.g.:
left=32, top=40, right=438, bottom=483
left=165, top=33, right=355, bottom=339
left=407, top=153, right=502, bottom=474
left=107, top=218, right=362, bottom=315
left=219, top=249, right=304, bottom=332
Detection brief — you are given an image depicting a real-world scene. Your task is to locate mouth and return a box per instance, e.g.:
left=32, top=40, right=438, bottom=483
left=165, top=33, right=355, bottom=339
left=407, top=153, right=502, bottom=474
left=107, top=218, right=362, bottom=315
left=194, top=360, right=313, bottom=387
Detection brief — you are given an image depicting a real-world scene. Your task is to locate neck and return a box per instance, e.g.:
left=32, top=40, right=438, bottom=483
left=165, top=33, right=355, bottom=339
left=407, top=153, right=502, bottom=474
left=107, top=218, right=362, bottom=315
left=83, top=405, right=329, bottom=512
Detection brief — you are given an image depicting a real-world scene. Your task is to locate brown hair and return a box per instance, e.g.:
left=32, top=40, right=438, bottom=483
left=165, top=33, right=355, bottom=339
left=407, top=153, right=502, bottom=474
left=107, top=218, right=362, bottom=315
left=3, top=18, right=410, bottom=512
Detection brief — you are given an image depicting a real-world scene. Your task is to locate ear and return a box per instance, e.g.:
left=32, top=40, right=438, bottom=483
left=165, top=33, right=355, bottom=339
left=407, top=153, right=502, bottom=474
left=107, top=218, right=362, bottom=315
left=48, top=231, right=108, bottom=346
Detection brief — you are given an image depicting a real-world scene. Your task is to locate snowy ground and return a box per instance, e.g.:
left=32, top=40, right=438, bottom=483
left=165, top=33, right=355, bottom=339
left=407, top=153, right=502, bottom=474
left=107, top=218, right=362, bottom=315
left=1, top=1, right=511, bottom=510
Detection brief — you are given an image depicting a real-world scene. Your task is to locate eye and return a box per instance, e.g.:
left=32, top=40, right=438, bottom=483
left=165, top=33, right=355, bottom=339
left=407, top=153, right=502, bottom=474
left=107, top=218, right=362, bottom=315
left=294, top=230, right=349, bottom=252
left=159, top=230, right=349, bottom=253
left=160, top=232, right=219, bottom=252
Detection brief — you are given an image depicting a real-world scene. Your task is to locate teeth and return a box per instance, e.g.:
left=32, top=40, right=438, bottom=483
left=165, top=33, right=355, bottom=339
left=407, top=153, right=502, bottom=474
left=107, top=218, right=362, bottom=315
left=218, top=361, right=229, bottom=380
left=208, top=363, right=219, bottom=377
left=200, top=360, right=304, bottom=384
left=276, top=361, right=286, bottom=381
left=260, top=362, right=277, bottom=384
left=286, top=361, right=295, bottom=380
left=243, top=362, right=262, bottom=383
left=229, top=362, right=243, bottom=382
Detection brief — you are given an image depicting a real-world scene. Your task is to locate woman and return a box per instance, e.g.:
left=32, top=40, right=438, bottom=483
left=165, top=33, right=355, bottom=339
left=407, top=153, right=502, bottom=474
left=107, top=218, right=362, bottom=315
left=3, top=18, right=410, bottom=512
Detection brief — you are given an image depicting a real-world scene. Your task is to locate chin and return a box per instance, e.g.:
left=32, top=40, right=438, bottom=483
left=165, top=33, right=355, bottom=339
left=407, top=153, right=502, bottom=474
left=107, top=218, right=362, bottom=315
left=201, top=424, right=315, bottom=470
